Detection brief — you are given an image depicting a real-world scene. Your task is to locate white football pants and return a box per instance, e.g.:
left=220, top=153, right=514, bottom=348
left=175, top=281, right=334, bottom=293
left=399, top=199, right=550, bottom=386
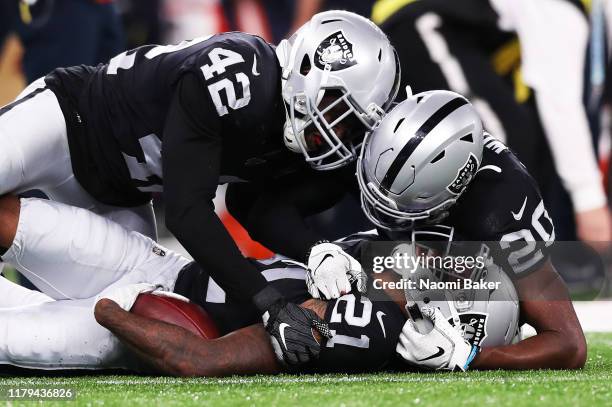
left=0, top=280, right=136, bottom=370
left=0, top=198, right=190, bottom=370
left=0, top=78, right=157, bottom=239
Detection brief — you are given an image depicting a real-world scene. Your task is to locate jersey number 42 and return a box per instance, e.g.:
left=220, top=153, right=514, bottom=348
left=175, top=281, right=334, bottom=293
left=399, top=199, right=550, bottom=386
left=108, top=37, right=252, bottom=117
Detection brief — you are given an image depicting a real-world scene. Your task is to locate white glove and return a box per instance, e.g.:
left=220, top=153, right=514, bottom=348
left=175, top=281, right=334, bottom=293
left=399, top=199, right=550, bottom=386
left=396, top=306, right=479, bottom=371
left=95, top=283, right=190, bottom=311
left=306, top=242, right=367, bottom=299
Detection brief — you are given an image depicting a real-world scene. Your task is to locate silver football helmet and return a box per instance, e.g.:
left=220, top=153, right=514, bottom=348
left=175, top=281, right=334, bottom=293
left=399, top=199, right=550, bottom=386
left=409, top=265, right=520, bottom=348
left=276, top=10, right=401, bottom=170
left=357, top=89, right=484, bottom=230
left=396, top=226, right=520, bottom=347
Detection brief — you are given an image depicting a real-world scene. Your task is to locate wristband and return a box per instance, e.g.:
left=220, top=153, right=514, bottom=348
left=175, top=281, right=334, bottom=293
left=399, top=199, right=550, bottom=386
left=462, top=346, right=480, bottom=371
left=253, top=285, right=285, bottom=314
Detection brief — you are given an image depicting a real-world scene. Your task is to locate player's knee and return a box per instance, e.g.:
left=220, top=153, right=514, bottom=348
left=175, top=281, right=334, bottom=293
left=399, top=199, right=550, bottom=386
left=0, top=195, right=20, bottom=251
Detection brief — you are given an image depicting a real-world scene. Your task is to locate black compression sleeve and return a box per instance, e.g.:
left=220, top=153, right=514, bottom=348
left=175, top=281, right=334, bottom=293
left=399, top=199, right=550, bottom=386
left=226, top=171, right=348, bottom=262
left=163, top=73, right=268, bottom=301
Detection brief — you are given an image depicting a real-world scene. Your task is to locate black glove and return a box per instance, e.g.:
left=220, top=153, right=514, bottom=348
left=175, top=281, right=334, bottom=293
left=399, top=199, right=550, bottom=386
left=253, top=286, right=332, bottom=366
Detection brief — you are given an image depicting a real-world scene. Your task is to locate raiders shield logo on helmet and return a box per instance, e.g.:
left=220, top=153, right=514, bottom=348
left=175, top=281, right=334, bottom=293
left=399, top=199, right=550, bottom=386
left=449, top=312, right=488, bottom=347
left=314, top=31, right=357, bottom=71
left=447, top=153, right=478, bottom=195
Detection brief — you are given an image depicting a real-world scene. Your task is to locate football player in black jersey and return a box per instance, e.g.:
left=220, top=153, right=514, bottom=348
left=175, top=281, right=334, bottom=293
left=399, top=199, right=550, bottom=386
left=0, top=10, right=400, bottom=366
left=0, top=194, right=580, bottom=373
left=316, top=89, right=586, bottom=370
left=0, top=194, right=403, bottom=373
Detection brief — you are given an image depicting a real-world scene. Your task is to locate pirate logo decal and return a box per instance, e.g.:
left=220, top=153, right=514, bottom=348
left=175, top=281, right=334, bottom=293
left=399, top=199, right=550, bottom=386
left=449, top=312, right=488, bottom=347
left=314, top=31, right=357, bottom=71
left=447, top=153, right=478, bottom=195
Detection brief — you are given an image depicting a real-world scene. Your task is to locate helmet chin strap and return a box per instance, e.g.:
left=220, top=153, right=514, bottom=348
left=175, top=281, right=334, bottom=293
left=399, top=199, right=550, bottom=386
left=445, top=292, right=462, bottom=328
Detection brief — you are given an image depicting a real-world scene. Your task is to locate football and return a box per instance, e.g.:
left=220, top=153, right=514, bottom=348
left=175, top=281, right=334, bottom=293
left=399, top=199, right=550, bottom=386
left=131, top=293, right=220, bottom=340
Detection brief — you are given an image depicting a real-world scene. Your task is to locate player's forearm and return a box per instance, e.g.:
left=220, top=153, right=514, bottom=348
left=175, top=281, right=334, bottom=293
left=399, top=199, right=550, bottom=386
left=94, top=299, right=281, bottom=376
left=225, top=182, right=320, bottom=260
left=472, top=330, right=586, bottom=370
left=163, top=75, right=269, bottom=299
left=165, top=203, right=269, bottom=299
left=474, top=269, right=587, bottom=370
left=226, top=175, right=347, bottom=261
left=94, top=298, right=203, bottom=376
left=245, top=202, right=322, bottom=261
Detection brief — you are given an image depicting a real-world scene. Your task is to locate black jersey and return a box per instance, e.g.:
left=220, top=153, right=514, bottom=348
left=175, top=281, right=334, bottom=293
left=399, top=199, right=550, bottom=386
left=45, top=32, right=304, bottom=302
left=443, top=135, right=555, bottom=277
left=45, top=32, right=293, bottom=207
left=351, top=136, right=555, bottom=279
left=174, top=258, right=406, bottom=373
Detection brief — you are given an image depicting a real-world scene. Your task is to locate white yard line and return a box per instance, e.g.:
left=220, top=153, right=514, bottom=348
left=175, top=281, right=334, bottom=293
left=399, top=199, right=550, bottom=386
left=522, top=300, right=612, bottom=337
left=574, top=301, right=612, bottom=332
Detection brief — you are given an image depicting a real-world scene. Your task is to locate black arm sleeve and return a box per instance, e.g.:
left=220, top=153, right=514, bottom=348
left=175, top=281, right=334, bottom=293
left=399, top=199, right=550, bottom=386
left=163, top=73, right=268, bottom=300
left=225, top=171, right=348, bottom=262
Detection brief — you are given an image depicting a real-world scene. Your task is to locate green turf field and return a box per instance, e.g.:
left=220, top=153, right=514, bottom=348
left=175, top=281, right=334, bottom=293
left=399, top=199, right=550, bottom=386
left=1, top=333, right=611, bottom=407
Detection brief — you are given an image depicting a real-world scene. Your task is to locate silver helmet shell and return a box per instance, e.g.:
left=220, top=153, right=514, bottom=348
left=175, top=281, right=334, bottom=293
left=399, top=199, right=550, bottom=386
left=277, top=10, right=401, bottom=170
left=357, top=89, right=484, bottom=230
left=395, top=226, right=520, bottom=347
left=408, top=264, right=520, bottom=348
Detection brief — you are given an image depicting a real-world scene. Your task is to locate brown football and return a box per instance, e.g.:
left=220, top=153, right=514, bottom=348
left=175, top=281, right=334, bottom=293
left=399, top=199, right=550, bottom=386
left=131, top=293, right=220, bottom=340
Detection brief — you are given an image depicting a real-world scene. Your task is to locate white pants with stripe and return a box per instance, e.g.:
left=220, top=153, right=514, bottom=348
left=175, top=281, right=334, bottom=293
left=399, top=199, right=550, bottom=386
left=0, top=198, right=190, bottom=370
left=0, top=78, right=157, bottom=240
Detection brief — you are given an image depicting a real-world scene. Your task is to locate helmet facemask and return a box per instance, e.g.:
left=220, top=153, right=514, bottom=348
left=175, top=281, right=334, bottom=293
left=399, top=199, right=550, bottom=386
left=357, top=133, right=455, bottom=231
left=395, top=227, right=491, bottom=310
left=284, top=86, right=382, bottom=170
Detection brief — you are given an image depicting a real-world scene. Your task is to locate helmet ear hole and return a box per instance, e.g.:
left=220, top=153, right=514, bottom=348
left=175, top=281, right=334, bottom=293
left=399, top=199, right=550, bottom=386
left=300, top=55, right=311, bottom=76
left=460, top=133, right=473, bottom=143
left=430, top=150, right=445, bottom=164
left=377, top=49, right=382, bottom=62
left=393, top=117, right=405, bottom=133
left=321, top=18, right=342, bottom=24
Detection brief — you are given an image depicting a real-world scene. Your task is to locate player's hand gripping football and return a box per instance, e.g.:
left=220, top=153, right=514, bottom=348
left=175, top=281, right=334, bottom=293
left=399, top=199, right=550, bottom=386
left=306, top=242, right=367, bottom=299
left=96, top=282, right=189, bottom=311
left=396, top=306, right=479, bottom=371
left=254, top=286, right=332, bottom=366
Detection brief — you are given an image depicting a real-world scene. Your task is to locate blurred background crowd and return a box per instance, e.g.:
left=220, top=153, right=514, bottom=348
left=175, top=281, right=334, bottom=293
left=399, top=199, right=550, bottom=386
left=1, top=0, right=611, bottom=296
